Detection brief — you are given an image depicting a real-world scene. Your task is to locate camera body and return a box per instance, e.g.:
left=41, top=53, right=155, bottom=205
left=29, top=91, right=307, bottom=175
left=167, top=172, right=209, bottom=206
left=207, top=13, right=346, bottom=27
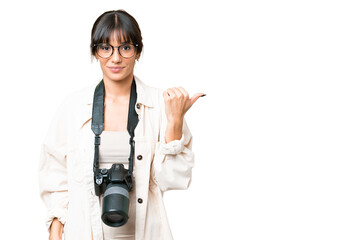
left=94, top=164, right=133, bottom=227
left=94, top=163, right=133, bottom=195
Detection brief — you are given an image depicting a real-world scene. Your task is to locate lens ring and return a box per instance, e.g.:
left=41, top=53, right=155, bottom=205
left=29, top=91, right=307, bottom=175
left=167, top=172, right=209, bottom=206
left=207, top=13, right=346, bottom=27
left=119, top=44, right=136, bottom=58
left=96, top=44, right=113, bottom=59
left=102, top=211, right=128, bottom=227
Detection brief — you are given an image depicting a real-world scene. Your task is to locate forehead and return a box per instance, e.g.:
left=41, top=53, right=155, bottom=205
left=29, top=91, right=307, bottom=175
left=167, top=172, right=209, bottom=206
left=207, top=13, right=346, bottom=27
left=104, top=30, right=131, bottom=45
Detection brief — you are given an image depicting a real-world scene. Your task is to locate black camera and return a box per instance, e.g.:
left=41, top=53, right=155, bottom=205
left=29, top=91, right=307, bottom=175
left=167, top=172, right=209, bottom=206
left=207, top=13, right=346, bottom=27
left=94, top=164, right=133, bottom=227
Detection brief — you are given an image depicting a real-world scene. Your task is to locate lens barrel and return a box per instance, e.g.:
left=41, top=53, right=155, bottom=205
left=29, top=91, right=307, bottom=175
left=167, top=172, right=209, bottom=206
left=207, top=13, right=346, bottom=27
left=101, top=183, right=130, bottom=227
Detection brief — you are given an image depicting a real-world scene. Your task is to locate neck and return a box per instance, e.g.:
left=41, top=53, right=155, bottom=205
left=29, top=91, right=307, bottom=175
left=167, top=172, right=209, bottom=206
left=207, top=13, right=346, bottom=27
left=103, top=74, right=133, bottom=100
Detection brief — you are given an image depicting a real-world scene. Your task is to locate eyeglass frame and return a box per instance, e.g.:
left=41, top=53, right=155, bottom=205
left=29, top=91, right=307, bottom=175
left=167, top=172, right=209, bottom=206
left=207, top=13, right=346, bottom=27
left=93, top=42, right=139, bottom=59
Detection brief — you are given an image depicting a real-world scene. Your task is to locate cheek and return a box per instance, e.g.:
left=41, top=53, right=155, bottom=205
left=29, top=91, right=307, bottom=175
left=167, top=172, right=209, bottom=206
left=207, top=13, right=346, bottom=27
left=99, top=59, right=108, bottom=70
left=125, top=59, right=136, bottom=68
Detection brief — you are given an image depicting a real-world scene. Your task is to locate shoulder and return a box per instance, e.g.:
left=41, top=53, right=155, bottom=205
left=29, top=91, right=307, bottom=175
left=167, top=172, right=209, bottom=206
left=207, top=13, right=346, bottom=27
left=54, top=81, right=98, bottom=119
left=134, top=76, right=164, bottom=109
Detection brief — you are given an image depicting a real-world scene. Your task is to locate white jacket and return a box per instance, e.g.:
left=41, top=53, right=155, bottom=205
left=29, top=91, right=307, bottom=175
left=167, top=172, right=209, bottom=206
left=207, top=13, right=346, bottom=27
left=38, top=76, right=194, bottom=240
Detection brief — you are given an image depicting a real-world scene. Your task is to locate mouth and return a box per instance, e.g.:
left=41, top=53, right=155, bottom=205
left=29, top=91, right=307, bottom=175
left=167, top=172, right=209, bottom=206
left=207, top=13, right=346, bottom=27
left=107, top=66, right=125, bottom=73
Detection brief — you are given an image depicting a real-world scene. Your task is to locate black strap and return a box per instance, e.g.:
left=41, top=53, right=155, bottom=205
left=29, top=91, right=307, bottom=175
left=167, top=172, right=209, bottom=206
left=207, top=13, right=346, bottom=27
left=91, top=79, right=139, bottom=175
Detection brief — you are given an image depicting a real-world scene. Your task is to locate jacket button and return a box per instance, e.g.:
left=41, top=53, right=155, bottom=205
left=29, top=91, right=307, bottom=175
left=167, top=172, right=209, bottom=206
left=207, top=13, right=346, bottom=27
left=138, top=198, right=143, bottom=204
left=136, top=103, right=141, bottom=109
left=137, top=155, right=143, bottom=160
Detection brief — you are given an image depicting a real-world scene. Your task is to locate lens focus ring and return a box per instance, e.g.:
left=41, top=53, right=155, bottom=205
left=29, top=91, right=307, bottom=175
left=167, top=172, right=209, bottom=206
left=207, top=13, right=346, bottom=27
left=104, top=185, right=129, bottom=198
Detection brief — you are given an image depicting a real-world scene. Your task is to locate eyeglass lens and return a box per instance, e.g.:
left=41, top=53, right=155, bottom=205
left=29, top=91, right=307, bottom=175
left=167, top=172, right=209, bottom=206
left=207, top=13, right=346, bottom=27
left=96, top=44, right=136, bottom=58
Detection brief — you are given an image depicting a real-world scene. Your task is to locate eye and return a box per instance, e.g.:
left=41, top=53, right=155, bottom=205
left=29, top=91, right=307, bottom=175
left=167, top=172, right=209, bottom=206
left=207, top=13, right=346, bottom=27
left=98, top=44, right=111, bottom=51
left=121, top=44, right=132, bottom=51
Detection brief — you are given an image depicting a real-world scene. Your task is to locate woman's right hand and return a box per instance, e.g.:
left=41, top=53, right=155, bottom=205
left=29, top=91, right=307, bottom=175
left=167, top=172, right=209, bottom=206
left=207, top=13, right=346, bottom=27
left=49, top=218, right=63, bottom=240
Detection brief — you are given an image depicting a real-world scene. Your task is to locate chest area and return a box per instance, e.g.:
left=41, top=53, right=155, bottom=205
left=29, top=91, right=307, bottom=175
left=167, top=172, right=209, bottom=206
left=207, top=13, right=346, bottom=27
left=103, top=100, right=129, bottom=131
left=98, top=131, right=130, bottom=169
left=68, top=104, right=161, bottom=177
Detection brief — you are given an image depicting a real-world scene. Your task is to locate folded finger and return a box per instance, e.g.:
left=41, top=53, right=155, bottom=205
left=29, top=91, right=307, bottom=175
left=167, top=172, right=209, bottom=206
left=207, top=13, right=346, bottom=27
left=177, top=86, right=189, bottom=99
left=166, top=88, right=177, bottom=98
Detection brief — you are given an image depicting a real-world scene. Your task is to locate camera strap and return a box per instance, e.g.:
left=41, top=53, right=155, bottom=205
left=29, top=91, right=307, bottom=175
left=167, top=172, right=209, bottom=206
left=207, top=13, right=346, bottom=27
left=91, top=78, right=139, bottom=176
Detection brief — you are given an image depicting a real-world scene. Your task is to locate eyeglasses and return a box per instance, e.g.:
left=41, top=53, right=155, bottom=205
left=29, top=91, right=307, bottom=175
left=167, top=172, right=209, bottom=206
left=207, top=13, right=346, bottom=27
left=94, top=43, right=138, bottom=59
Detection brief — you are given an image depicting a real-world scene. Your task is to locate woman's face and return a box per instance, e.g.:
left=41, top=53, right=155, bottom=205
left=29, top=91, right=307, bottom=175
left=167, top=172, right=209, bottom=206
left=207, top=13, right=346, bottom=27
left=96, top=33, right=139, bottom=83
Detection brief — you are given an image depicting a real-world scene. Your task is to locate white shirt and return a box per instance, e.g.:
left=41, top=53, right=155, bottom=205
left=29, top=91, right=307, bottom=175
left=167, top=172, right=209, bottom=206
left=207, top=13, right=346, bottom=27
left=38, top=76, right=194, bottom=240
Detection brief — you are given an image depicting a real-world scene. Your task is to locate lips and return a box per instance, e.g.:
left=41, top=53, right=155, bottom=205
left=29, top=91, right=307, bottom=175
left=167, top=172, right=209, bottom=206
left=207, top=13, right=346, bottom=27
left=108, top=66, right=124, bottom=73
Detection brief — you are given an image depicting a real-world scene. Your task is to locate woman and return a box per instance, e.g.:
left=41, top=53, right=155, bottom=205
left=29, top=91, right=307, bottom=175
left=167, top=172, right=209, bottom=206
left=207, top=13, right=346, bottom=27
left=39, top=9, right=204, bottom=240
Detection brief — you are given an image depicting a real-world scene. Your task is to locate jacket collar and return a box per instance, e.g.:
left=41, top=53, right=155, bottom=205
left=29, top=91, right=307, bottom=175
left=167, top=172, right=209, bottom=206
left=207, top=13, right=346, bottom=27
left=80, top=76, right=154, bottom=129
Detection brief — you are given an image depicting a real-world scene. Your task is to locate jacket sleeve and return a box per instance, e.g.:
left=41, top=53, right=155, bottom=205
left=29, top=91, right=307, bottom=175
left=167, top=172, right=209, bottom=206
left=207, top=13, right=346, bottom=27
left=152, top=90, right=195, bottom=192
left=38, top=96, right=70, bottom=231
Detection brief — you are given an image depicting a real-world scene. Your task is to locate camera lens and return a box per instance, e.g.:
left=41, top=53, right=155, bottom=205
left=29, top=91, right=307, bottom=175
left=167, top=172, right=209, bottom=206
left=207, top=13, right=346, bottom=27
left=104, top=212, right=124, bottom=223
left=102, top=183, right=130, bottom=227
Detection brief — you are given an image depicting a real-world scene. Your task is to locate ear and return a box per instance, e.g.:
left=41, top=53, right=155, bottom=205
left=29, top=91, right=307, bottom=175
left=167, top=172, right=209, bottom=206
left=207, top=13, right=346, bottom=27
left=91, top=55, right=98, bottom=63
left=135, top=52, right=140, bottom=61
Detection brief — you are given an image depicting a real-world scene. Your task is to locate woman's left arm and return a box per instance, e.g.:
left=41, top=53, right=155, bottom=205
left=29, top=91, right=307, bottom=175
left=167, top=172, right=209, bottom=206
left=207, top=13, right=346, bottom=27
left=152, top=87, right=204, bottom=192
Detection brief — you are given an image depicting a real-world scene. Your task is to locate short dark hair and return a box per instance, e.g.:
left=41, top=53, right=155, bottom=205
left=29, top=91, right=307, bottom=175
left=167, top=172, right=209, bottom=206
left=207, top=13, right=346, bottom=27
left=90, top=10, right=143, bottom=58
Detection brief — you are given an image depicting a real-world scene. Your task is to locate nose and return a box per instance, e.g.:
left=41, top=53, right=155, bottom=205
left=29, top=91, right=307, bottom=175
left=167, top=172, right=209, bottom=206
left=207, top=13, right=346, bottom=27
left=111, top=47, right=122, bottom=63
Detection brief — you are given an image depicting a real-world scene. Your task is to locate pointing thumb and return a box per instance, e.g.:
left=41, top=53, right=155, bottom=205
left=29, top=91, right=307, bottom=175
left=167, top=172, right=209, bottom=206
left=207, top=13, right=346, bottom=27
left=189, top=93, right=206, bottom=107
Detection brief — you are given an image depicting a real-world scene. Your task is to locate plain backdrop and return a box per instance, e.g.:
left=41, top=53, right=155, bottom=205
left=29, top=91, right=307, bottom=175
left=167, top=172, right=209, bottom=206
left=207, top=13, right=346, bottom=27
left=0, top=0, right=359, bottom=239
